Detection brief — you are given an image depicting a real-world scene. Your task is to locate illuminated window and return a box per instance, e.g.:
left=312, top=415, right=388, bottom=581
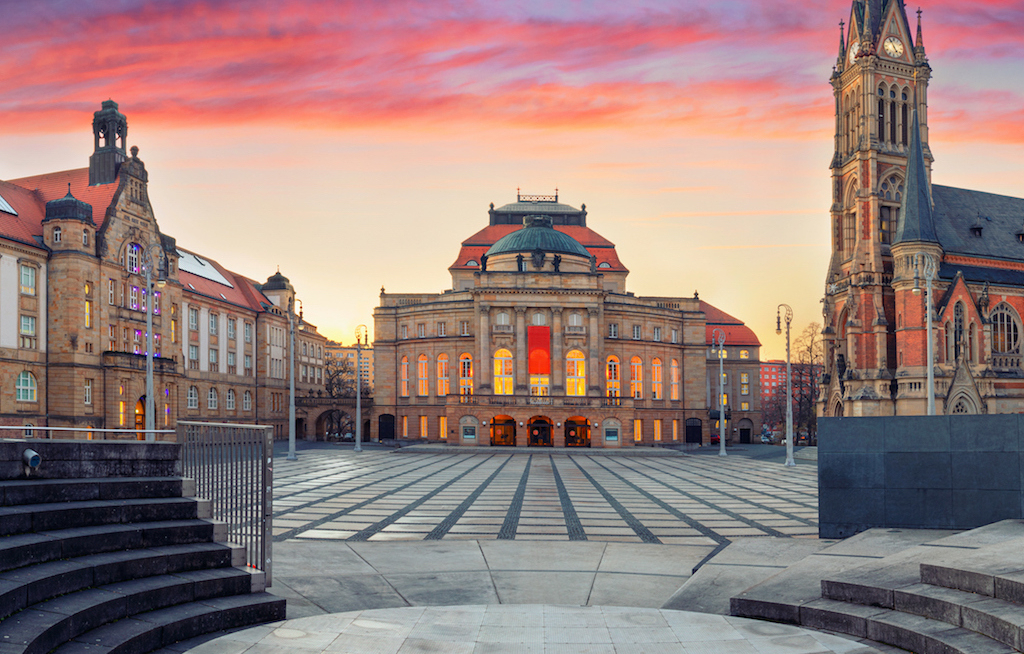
left=420, top=415, right=428, bottom=438
left=566, top=350, right=586, bottom=396
left=460, top=354, right=473, bottom=395
left=439, top=416, right=448, bottom=440
left=651, top=358, right=662, bottom=399
left=671, top=359, right=680, bottom=401
left=630, top=356, right=643, bottom=399
left=740, top=350, right=750, bottom=359
left=494, top=349, right=514, bottom=395
left=654, top=419, right=662, bottom=441
left=741, top=402, right=750, bottom=411
left=418, top=354, right=429, bottom=396
left=606, top=356, right=620, bottom=397
left=634, top=419, right=642, bottom=442
left=119, top=401, right=125, bottom=426
left=673, top=419, right=679, bottom=441
left=16, top=371, right=37, bottom=402
left=437, top=354, right=449, bottom=396
left=400, top=356, right=409, bottom=397
left=402, top=416, right=408, bottom=438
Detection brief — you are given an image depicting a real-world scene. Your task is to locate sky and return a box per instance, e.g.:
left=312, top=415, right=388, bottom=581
left=2, top=0, right=1023, bottom=360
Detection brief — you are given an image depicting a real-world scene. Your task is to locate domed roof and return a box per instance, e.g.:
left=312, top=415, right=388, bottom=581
left=262, top=270, right=294, bottom=291
left=486, top=216, right=591, bottom=258
left=43, top=185, right=94, bottom=224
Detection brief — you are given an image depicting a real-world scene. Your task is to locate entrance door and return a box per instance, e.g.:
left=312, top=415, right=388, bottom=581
left=564, top=418, right=590, bottom=447
left=135, top=398, right=146, bottom=440
left=491, top=417, right=516, bottom=446
left=378, top=414, right=396, bottom=440
left=528, top=417, right=552, bottom=447
left=685, top=418, right=702, bottom=443
left=740, top=428, right=751, bottom=444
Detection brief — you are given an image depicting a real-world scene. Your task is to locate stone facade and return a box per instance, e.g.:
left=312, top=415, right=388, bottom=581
left=372, top=196, right=761, bottom=447
left=0, top=101, right=326, bottom=439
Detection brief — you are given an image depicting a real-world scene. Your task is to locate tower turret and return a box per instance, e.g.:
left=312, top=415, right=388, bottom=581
left=89, top=100, right=128, bottom=185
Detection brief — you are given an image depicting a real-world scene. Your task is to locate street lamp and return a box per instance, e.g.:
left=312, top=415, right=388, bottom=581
left=142, top=245, right=166, bottom=442
left=354, top=325, right=367, bottom=453
left=776, top=304, right=795, bottom=467
left=286, top=297, right=302, bottom=461
left=712, top=328, right=727, bottom=457
left=913, top=254, right=937, bottom=415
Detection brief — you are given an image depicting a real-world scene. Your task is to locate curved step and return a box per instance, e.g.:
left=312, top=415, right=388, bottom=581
left=0, top=498, right=207, bottom=537
left=53, top=593, right=286, bottom=654
left=0, top=478, right=194, bottom=507
left=0, top=569, right=260, bottom=654
left=893, top=583, right=1024, bottom=651
left=0, top=542, right=242, bottom=621
left=0, top=520, right=225, bottom=574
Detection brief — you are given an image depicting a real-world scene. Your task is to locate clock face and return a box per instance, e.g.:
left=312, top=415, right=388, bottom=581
left=883, top=37, right=904, bottom=58
left=848, top=41, right=860, bottom=63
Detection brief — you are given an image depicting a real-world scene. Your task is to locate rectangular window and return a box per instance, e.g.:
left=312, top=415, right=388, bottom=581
left=462, top=425, right=476, bottom=440
left=741, top=402, right=750, bottom=411
left=740, top=350, right=750, bottom=359
left=741, top=373, right=749, bottom=384
left=244, top=354, right=253, bottom=376
left=437, top=357, right=449, bottom=396
left=437, top=322, right=447, bottom=337
left=108, top=325, right=117, bottom=351
left=209, top=348, right=218, bottom=371
left=227, top=318, right=236, bottom=340
left=420, top=415, right=428, bottom=438
left=417, top=323, right=425, bottom=338
left=227, top=351, right=236, bottom=374
left=20, top=315, right=37, bottom=349
left=189, top=345, right=199, bottom=369
left=85, top=300, right=93, bottom=328
left=439, top=416, right=448, bottom=441
left=634, top=419, right=642, bottom=442
left=20, top=265, right=36, bottom=295
left=672, top=329, right=679, bottom=344
left=108, top=279, right=116, bottom=305
left=209, top=314, right=218, bottom=335
left=130, top=286, right=139, bottom=310
left=401, top=325, right=408, bottom=339
left=741, top=384, right=750, bottom=396
left=653, top=327, right=662, bottom=342
left=673, top=419, right=679, bottom=441
left=189, top=307, right=199, bottom=330
left=654, top=420, right=662, bottom=442
left=633, top=325, right=641, bottom=340
left=244, top=322, right=252, bottom=343
left=171, top=319, right=177, bottom=344
left=84, top=379, right=92, bottom=405
left=604, top=428, right=619, bottom=442
left=460, top=321, right=470, bottom=336
left=609, top=323, right=618, bottom=338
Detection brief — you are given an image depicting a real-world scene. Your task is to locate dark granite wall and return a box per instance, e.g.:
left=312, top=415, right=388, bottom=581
left=0, top=439, right=181, bottom=480
left=818, top=415, right=1024, bottom=538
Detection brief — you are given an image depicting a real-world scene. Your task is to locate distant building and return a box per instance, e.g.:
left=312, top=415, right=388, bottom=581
left=325, top=341, right=375, bottom=390
left=704, top=304, right=762, bottom=443
left=371, top=193, right=761, bottom=447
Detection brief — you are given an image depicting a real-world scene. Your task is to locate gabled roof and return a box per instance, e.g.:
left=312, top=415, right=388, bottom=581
left=701, top=300, right=762, bottom=347
left=933, top=185, right=1024, bottom=261
left=5, top=168, right=117, bottom=228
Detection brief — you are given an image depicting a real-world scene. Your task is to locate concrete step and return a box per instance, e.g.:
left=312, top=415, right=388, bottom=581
left=0, top=520, right=225, bottom=574
left=893, top=583, right=1024, bottom=651
left=920, top=534, right=1024, bottom=600
left=0, top=478, right=195, bottom=507
left=0, top=543, right=243, bottom=621
left=52, top=593, right=286, bottom=654
left=0, top=498, right=208, bottom=537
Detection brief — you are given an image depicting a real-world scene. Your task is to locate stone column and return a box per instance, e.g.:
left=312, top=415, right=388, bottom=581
left=588, top=308, right=601, bottom=395
left=478, top=305, right=490, bottom=393
left=552, top=308, right=563, bottom=393
left=515, top=308, right=527, bottom=392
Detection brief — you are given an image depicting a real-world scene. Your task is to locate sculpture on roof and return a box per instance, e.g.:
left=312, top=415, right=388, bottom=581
left=552, top=255, right=561, bottom=272
left=480, top=254, right=488, bottom=272
left=531, top=248, right=545, bottom=269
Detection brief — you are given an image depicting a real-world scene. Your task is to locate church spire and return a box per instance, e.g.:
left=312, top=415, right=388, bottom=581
left=893, top=107, right=937, bottom=244
left=914, top=7, right=928, bottom=62
left=837, top=20, right=846, bottom=69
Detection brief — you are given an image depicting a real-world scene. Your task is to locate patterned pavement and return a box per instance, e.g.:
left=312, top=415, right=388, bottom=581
left=271, top=446, right=818, bottom=545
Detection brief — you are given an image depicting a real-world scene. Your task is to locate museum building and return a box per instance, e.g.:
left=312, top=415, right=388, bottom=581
left=371, top=194, right=762, bottom=447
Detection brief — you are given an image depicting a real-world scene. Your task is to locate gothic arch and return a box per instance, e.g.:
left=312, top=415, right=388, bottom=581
left=830, top=394, right=845, bottom=417
left=947, top=394, right=977, bottom=415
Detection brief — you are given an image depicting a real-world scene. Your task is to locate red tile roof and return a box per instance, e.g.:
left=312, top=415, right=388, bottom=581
left=0, top=180, right=48, bottom=249
left=176, top=248, right=270, bottom=313
left=451, top=224, right=627, bottom=272
left=6, top=168, right=118, bottom=229
left=701, top=300, right=761, bottom=347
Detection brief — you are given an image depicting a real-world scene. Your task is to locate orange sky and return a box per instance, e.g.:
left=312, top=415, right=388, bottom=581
left=2, top=0, right=1022, bottom=359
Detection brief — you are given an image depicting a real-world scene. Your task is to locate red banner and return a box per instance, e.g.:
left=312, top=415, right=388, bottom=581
left=528, top=326, right=551, bottom=375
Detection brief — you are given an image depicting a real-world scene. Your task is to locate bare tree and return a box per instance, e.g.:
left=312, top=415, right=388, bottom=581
left=324, top=357, right=356, bottom=398
left=792, top=323, right=824, bottom=436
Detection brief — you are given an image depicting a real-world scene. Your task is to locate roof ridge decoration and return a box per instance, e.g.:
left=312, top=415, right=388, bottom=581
left=893, top=106, right=938, bottom=244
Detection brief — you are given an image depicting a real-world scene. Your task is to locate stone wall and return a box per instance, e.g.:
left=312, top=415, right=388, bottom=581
left=0, top=438, right=181, bottom=480
left=818, top=415, right=1024, bottom=538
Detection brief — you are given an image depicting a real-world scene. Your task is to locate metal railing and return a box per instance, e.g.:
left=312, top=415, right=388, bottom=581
left=0, top=425, right=176, bottom=441
left=176, top=421, right=274, bottom=585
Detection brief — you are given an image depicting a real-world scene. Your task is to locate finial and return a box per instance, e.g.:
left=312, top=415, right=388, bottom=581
left=130, top=145, right=139, bottom=158
left=915, top=7, right=926, bottom=52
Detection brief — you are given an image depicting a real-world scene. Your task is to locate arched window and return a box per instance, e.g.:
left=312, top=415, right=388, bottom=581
left=243, top=390, right=252, bottom=411
left=400, top=356, right=409, bottom=397
left=991, top=304, right=1021, bottom=368
left=53, top=227, right=62, bottom=243
left=969, top=323, right=977, bottom=364
left=495, top=312, right=510, bottom=326
left=954, top=302, right=965, bottom=362
left=606, top=356, right=620, bottom=397
left=651, top=358, right=663, bottom=399
left=630, top=356, right=643, bottom=399
left=566, top=350, right=586, bottom=396
left=952, top=398, right=971, bottom=414
left=459, top=354, right=473, bottom=395
left=226, top=389, right=236, bottom=410
left=437, top=354, right=449, bottom=396
left=532, top=312, right=545, bottom=326
left=671, top=359, right=680, bottom=401
left=494, top=349, right=513, bottom=395
left=878, top=176, right=903, bottom=245
left=843, top=181, right=859, bottom=256
left=16, top=371, right=37, bottom=402
left=126, top=243, right=141, bottom=273
left=208, top=388, right=218, bottom=410
left=417, top=354, right=429, bottom=396
left=945, top=322, right=953, bottom=363
left=877, top=86, right=886, bottom=141
left=568, top=313, right=583, bottom=327
left=187, top=386, right=199, bottom=409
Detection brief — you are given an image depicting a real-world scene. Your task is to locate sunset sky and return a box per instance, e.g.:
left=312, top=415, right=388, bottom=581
left=2, top=0, right=1022, bottom=359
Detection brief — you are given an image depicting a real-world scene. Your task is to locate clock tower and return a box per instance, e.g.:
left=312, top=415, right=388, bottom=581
left=821, top=0, right=931, bottom=417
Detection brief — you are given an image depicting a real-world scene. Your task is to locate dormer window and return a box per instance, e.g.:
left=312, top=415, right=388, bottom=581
left=971, top=226, right=983, bottom=238
left=53, top=227, right=62, bottom=243
left=1016, top=232, right=1024, bottom=244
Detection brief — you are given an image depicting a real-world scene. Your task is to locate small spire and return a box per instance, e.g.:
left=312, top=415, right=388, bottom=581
left=65, top=183, right=73, bottom=198
left=893, top=107, right=938, bottom=245
left=837, top=20, right=846, bottom=66
left=914, top=7, right=928, bottom=60
left=862, top=0, right=872, bottom=45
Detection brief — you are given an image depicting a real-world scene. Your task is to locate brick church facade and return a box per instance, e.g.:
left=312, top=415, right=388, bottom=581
left=0, top=101, right=326, bottom=438
left=821, top=0, right=1024, bottom=416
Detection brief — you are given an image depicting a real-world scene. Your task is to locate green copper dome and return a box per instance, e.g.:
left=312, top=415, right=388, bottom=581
left=486, top=215, right=590, bottom=258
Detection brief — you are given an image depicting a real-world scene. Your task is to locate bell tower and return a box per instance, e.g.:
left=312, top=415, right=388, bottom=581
left=89, top=100, right=128, bottom=186
left=821, top=0, right=932, bottom=417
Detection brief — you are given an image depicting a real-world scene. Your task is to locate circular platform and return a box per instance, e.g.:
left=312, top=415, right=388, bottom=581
left=191, top=605, right=892, bottom=654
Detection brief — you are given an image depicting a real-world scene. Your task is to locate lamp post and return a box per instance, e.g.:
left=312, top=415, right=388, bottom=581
left=354, top=325, right=367, bottom=452
left=712, top=328, right=727, bottom=457
left=142, top=245, right=165, bottom=442
left=913, top=254, right=937, bottom=415
left=776, top=304, right=795, bottom=467
left=286, top=297, right=302, bottom=461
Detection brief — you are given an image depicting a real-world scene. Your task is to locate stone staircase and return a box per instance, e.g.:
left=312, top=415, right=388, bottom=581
left=725, top=520, right=1024, bottom=653
left=0, top=475, right=285, bottom=654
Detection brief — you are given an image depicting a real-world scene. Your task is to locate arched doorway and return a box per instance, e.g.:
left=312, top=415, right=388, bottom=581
left=564, top=417, right=590, bottom=447
left=491, top=416, right=516, bottom=446
left=378, top=414, right=396, bottom=440
left=738, top=418, right=754, bottom=444
left=685, top=418, right=702, bottom=443
left=528, top=416, right=553, bottom=447
left=135, top=397, right=146, bottom=440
